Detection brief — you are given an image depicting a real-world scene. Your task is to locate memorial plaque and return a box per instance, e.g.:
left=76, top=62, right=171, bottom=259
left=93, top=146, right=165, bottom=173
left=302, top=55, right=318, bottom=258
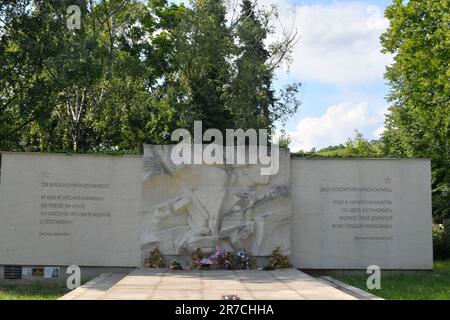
left=290, top=159, right=433, bottom=269
left=0, top=153, right=141, bottom=267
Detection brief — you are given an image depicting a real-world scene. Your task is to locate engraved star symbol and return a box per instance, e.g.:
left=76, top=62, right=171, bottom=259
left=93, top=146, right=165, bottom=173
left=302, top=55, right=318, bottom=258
left=42, top=171, right=50, bottom=179
left=384, top=176, right=392, bottom=184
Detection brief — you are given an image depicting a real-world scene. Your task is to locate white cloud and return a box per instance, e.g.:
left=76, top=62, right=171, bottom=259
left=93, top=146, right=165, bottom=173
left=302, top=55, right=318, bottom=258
left=258, top=0, right=392, bottom=85
left=373, top=126, right=385, bottom=138
left=173, top=0, right=392, bottom=149
left=288, top=101, right=385, bottom=151
left=179, top=1, right=391, bottom=85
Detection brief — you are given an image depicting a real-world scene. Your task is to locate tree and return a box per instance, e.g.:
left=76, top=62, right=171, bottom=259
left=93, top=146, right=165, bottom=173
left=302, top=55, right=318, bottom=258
left=1, top=0, right=301, bottom=152
left=343, top=131, right=384, bottom=157
left=227, top=0, right=273, bottom=130
left=166, top=0, right=234, bottom=132
left=381, top=0, right=450, bottom=220
left=0, top=0, right=180, bottom=152
left=0, top=0, right=56, bottom=150
left=227, top=0, right=300, bottom=132
left=165, top=0, right=300, bottom=137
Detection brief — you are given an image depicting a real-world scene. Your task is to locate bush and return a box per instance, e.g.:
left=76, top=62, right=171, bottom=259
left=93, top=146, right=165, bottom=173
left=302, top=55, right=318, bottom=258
left=221, top=251, right=240, bottom=270
left=168, top=259, right=183, bottom=270
left=266, top=247, right=291, bottom=269
left=433, top=223, right=450, bottom=260
left=191, top=248, right=213, bottom=270
left=144, top=247, right=165, bottom=268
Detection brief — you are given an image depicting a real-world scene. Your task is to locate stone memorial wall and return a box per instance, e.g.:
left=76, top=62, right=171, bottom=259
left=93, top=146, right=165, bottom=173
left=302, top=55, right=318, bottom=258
left=290, top=159, right=433, bottom=269
left=0, top=153, right=142, bottom=267
left=0, top=151, right=433, bottom=270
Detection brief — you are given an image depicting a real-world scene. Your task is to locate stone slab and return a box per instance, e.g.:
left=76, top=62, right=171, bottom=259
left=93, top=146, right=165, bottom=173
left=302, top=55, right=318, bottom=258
left=60, top=269, right=360, bottom=300
left=0, top=153, right=141, bottom=267
left=59, top=273, right=126, bottom=300
left=290, top=159, right=433, bottom=270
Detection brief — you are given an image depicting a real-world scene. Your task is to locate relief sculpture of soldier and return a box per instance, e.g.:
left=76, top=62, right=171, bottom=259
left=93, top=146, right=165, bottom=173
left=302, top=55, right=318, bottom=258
left=141, top=145, right=291, bottom=256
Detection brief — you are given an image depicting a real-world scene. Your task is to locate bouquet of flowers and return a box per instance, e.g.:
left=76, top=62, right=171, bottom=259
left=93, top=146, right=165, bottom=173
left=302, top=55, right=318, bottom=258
left=193, top=257, right=213, bottom=270
left=210, top=245, right=224, bottom=265
left=236, top=249, right=250, bottom=270
left=168, top=259, right=183, bottom=270
left=222, top=252, right=233, bottom=270
left=223, top=294, right=240, bottom=300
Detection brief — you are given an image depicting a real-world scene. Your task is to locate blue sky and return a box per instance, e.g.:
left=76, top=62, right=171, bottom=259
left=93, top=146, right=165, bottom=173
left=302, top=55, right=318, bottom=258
left=266, top=0, right=393, bottom=151
left=172, top=0, right=394, bottom=151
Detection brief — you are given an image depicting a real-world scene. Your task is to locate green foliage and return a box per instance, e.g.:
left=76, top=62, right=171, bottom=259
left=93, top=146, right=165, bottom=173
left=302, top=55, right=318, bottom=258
left=292, top=0, right=450, bottom=221
left=381, top=0, right=450, bottom=221
left=191, top=248, right=210, bottom=269
left=0, top=0, right=180, bottom=152
left=144, top=247, right=165, bottom=268
left=277, top=133, right=291, bottom=149
left=191, top=248, right=206, bottom=261
left=342, top=131, right=385, bottom=157
left=265, top=247, right=291, bottom=270
left=434, top=223, right=450, bottom=260
left=226, top=0, right=301, bottom=131
left=291, top=131, right=386, bottom=159
left=168, top=259, right=183, bottom=270
left=247, top=254, right=257, bottom=270
left=1, top=1, right=300, bottom=152
left=165, top=0, right=300, bottom=135
left=221, top=251, right=240, bottom=270
left=227, top=0, right=271, bottom=130
left=334, top=260, right=450, bottom=300
left=0, top=281, right=69, bottom=300
left=169, top=0, right=233, bottom=131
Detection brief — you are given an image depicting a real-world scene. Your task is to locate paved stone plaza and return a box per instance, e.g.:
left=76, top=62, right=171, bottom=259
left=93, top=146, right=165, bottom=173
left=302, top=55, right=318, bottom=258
left=60, top=269, right=380, bottom=300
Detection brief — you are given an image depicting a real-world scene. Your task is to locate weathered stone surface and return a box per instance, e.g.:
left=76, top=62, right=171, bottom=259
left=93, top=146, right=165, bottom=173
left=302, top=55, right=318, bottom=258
left=0, top=153, right=141, bottom=267
left=60, top=269, right=359, bottom=300
left=141, top=145, right=291, bottom=256
left=0, top=151, right=433, bottom=270
left=290, top=159, right=433, bottom=270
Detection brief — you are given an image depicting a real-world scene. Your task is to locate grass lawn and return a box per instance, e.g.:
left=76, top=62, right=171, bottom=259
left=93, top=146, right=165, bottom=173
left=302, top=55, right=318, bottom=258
left=0, top=281, right=69, bottom=300
left=334, top=260, right=450, bottom=300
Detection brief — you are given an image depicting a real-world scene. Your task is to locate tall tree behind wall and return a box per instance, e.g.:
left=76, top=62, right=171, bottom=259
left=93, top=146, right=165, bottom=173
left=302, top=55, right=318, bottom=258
left=0, top=0, right=301, bottom=151
left=165, top=0, right=300, bottom=137
left=0, top=0, right=180, bottom=152
left=169, top=0, right=234, bottom=132
left=381, top=0, right=450, bottom=220
left=228, top=0, right=300, bottom=132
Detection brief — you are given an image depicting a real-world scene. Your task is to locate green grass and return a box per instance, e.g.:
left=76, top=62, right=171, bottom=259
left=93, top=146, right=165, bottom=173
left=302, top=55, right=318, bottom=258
left=0, top=281, right=69, bottom=300
left=334, top=260, right=450, bottom=300
left=316, top=149, right=347, bottom=157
